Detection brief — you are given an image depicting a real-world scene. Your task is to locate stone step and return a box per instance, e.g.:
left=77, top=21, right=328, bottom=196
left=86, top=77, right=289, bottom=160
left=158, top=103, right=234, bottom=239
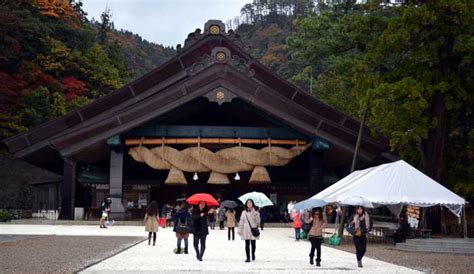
left=404, top=239, right=474, bottom=248
left=395, top=242, right=474, bottom=255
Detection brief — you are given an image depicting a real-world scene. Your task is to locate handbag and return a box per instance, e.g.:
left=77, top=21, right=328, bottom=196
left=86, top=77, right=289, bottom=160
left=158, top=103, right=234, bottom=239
left=328, top=234, right=341, bottom=246
left=246, top=213, right=260, bottom=237
left=345, top=221, right=355, bottom=235
left=175, top=217, right=190, bottom=234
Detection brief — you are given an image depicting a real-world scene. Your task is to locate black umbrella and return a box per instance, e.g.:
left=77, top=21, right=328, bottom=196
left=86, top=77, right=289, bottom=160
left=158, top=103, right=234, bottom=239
left=221, top=200, right=239, bottom=209
left=176, top=198, right=186, bottom=202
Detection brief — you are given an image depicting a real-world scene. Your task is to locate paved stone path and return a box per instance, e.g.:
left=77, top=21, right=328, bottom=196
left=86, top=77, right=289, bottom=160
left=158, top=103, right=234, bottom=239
left=0, top=224, right=420, bottom=273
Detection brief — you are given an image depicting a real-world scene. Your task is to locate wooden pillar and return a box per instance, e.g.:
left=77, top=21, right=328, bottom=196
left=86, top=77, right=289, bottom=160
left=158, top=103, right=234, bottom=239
left=59, top=158, right=76, bottom=220
left=109, top=149, right=126, bottom=217
left=309, top=150, right=324, bottom=195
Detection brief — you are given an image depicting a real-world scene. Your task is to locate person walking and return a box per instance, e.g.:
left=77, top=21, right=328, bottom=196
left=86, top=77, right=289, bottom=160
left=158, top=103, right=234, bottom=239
left=144, top=201, right=159, bottom=246
left=192, top=201, right=209, bottom=261
left=161, top=203, right=169, bottom=227
left=305, top=207, right=327, bottom=266
left=291, top=210, right=303, bottom=241
left=259, top=207, right=267, bottom=230
left=98, top=201, right=106, bottom=228
left=350, top=206, right=371, bottom=268
left=208, top=208, right=216, bottom=230
left=173, top=202, right=191, bottom=254
left=225, top=208, right=236, bottom=240
left=218, top=205, right=226, bottom=230
left=238, top=199, right=261, bottom=262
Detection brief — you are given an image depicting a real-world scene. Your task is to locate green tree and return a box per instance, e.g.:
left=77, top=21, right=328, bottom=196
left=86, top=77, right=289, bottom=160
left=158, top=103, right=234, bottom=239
left=75, top=43, right=123, bottom=94
left=288, top=0, right=474, bottom=196
left=357, top=1, right=473, bottom=184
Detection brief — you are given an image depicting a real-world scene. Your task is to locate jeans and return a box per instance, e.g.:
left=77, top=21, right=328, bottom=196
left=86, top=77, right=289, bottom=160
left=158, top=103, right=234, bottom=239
left=228, top=227, right=235, bottom=240
left=309, top=237, right=322, bottom=262
left=245, top=239, right=256, bottom=260
left=193, top=234, right=207, bottom=258
left=295, top=228, right=301, bottom=240
left=353, top=235, right=367, bottom=261
left=177, top=238, right=188, bottom=250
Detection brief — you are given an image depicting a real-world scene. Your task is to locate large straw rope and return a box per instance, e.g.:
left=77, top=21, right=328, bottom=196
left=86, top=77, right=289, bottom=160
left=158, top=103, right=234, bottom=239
left=129, top=143, right=311, bottom=174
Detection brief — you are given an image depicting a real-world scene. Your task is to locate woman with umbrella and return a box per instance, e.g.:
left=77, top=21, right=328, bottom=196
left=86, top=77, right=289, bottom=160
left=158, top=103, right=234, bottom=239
left=238, top=199, right=261, bottom=262
left=191, top=201, right=209, bottom=261
left=349, top=205, right=372, bottom=268
left=342, top=196, right=373, bottom=268
left=187, top=193, right=219, bottom=261
left=304, top=207, right=327, bottom=266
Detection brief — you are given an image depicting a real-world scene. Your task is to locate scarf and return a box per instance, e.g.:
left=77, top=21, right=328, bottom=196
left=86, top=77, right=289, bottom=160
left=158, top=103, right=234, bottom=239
left=354, top=212, right=370, bottom=231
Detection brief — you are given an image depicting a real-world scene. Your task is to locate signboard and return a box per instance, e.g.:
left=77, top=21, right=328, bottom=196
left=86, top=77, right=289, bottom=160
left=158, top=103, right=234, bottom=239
left=138, top=193, right=147, bottom=208
left=406, top=205, right=420, bottom=228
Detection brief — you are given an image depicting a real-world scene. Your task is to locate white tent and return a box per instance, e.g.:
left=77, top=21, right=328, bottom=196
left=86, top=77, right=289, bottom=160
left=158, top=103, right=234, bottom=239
left=312, top=160, right=467, bottom=217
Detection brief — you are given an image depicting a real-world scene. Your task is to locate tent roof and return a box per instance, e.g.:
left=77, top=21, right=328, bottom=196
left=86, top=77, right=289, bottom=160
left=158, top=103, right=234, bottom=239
left=313, top=160, right=466, bottom=206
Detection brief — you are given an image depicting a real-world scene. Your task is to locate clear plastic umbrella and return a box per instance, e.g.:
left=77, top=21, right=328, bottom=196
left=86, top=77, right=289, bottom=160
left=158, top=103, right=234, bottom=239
left=238, top=192, right=273, bottom=207
left=341, top=196, right=374, bottom=208
left=293, top=198, right=327, bottom=211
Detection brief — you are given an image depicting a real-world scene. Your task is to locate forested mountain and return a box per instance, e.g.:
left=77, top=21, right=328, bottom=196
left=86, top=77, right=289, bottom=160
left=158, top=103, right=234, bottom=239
left=0, top=0, right=175, bottom=141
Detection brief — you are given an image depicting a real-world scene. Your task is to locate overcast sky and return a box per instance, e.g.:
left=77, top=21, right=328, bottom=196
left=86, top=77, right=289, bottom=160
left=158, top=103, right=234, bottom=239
left=82, top=0, right=250, bottom=48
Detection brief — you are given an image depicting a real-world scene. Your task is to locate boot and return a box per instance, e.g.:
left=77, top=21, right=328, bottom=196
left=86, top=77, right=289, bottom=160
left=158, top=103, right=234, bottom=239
left=316, top=260, right=321, bottom=267
left=252, top=253, right=255, bottom=261
left=309, top=256, right=314, bottom=265
left=148, top=238, right=151, bottom=246
left=358, top=260, right=363, bottom=268
left=153, top=240, right=155, bottom=246
left=184, top=247, right=188, bottom=254
left=176, top=247, right=181, bottom=254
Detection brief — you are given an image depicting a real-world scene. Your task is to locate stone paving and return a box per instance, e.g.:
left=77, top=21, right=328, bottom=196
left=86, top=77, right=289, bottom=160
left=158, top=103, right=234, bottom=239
left=0, top=224, right=421, bottom=273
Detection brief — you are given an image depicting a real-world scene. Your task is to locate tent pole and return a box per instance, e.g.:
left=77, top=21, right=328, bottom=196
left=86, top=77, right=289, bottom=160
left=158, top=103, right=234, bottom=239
left=338, top=93, right=370, bottom=237
left=463, top=205, right=468, bottom=239
left=440, top=205, right=446, bottom=237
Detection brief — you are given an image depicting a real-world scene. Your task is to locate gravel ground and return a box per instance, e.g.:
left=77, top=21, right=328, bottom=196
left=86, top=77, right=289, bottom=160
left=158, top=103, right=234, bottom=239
left=326, top=242, right=474, bottom=274
left=0, top=235, right=144, bottom=273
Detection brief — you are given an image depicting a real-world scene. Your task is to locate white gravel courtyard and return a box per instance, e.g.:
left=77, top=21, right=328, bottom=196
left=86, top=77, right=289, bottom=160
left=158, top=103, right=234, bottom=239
left=0, top=224, right=420, bottom=273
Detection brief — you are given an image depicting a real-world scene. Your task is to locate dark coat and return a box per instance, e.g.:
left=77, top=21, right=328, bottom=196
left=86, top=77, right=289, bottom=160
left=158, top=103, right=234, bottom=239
left=173, top=209, right=191, bottom=232
left=192, top=209, right=209, bottom=235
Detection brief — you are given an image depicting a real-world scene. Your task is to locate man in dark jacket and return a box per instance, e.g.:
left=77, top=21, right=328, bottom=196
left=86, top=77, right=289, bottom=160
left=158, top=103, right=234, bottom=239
left=393, top=217, right=410, bottom=245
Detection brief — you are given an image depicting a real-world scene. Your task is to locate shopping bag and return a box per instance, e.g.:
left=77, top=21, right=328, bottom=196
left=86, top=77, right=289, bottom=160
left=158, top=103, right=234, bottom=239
left=328, top=234, right=341, bottom=246
left=160, top=217, right=167, bottom=227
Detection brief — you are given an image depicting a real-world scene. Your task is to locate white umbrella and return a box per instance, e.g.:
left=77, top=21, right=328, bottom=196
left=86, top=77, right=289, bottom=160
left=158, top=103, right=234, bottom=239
left=293, top=199, right=327, bottom=211
left=341, top=196, right=374, bottom=208
left=238, top=191, right=273, bottom=207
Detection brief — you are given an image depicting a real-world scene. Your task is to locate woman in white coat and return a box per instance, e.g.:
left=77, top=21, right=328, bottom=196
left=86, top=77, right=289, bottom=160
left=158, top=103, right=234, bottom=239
left=238, top=199, right=261, bottom=262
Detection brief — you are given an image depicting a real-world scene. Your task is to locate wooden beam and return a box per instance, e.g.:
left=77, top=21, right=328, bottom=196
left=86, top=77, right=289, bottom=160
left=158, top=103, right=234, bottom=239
left=125, top=138, right=307, bottom=146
